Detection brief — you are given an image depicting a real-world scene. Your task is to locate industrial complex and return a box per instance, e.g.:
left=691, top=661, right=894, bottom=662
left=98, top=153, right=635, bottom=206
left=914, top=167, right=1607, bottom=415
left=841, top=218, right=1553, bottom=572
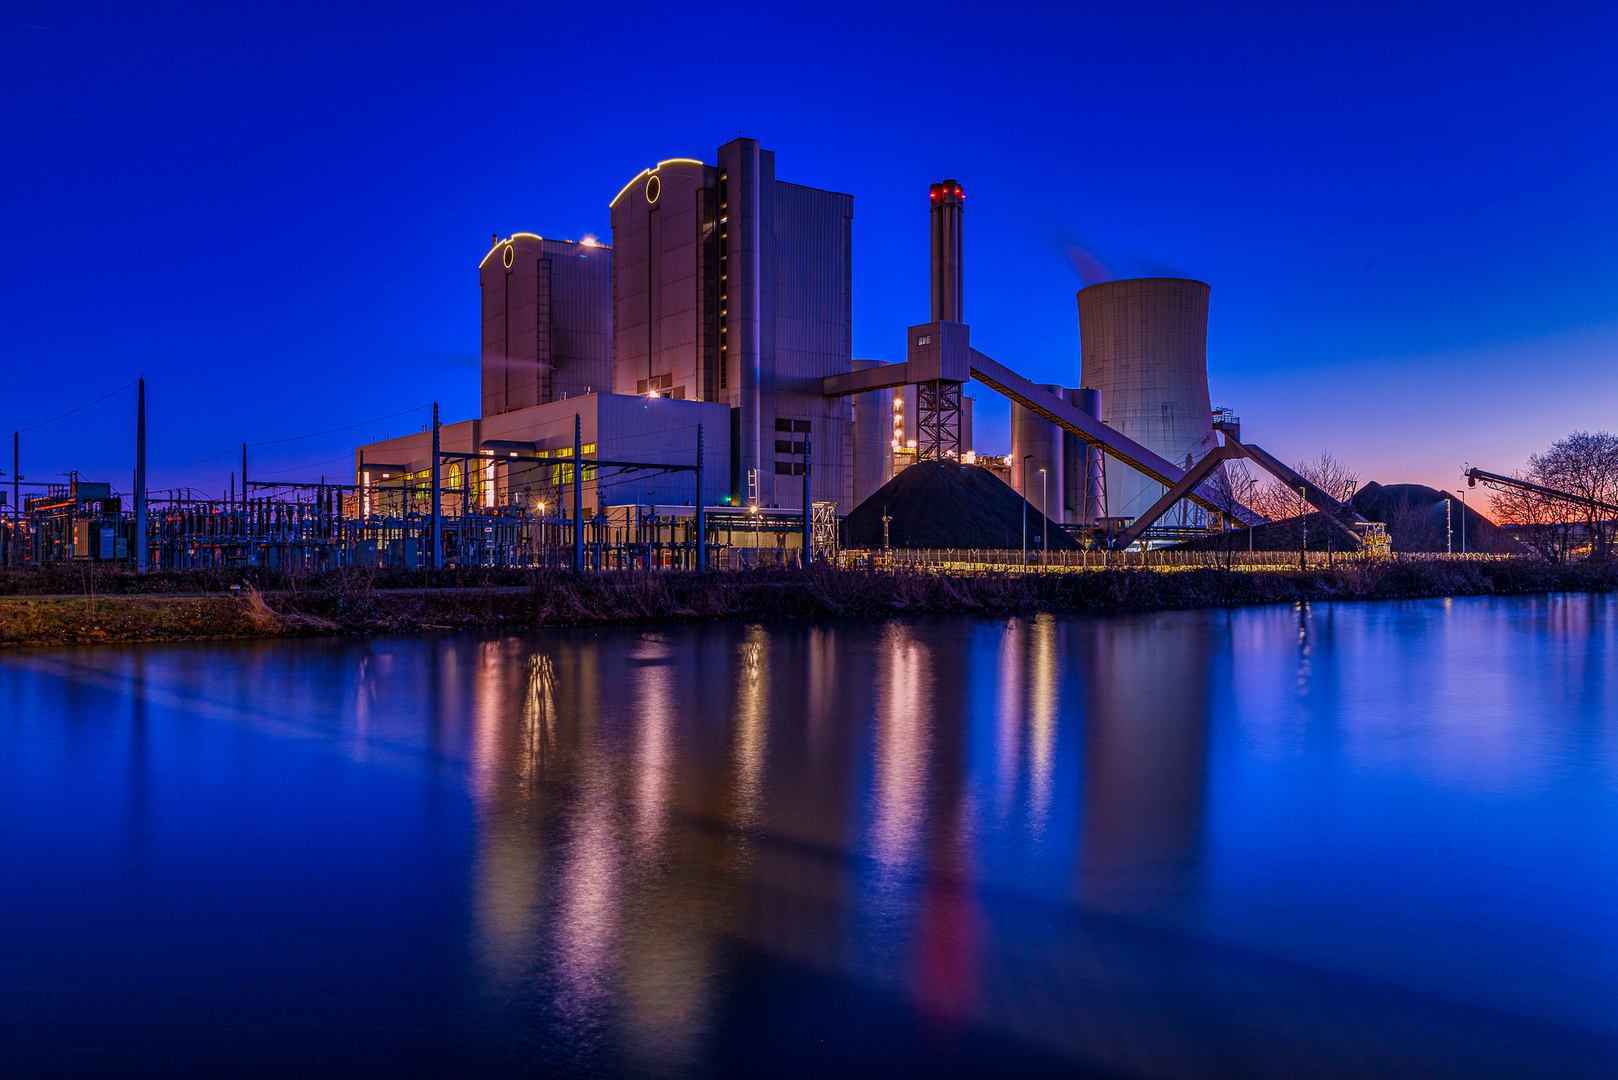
left=2, top=137, right=1391, bottom=571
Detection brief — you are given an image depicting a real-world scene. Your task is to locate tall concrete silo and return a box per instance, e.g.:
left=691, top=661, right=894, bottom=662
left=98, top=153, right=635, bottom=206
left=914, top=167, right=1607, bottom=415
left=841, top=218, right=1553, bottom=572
left=1078, top=278, right=1218, bottom=522
left=1011, top=384, right=1067, bottom=524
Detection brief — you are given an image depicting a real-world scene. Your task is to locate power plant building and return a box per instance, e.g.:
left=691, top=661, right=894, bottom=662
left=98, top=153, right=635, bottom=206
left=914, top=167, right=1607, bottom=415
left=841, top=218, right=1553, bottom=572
left=354, top=146, right=1240, bottom=557
left=609, top=138, right=862, bottom=511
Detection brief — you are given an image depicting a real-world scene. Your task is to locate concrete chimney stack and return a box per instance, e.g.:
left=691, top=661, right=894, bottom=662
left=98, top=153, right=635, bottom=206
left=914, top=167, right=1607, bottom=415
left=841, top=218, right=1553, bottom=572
left=929, top=180, right=963, bottom=323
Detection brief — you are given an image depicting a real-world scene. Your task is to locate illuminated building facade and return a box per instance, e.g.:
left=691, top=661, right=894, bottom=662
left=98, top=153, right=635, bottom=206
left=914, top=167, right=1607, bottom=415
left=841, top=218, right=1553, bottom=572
left=609, top=138, right=859, bottom=510
left=480, top=233, right=612, bottom=418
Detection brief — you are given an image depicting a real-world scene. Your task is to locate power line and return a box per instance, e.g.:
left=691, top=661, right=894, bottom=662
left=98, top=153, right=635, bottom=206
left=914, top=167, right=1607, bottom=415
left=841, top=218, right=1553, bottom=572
left=250, top=404, right=430, bottom=446
left=149, top=446, right=238, bottom=473
left=146, top=404, right=430, bottom=475
left=17, top=380, right=138, bottom=432
left=250, top=453, right=351, bottom=478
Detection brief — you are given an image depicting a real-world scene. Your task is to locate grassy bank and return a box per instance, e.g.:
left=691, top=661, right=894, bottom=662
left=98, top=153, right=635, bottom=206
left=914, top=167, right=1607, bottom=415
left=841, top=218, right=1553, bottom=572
left=2, top=559, right=1616, bottom=648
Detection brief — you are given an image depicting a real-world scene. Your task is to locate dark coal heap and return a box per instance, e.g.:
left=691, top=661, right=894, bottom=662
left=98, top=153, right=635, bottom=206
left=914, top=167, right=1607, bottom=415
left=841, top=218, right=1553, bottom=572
left=1176, top=481, right=1523, bottom=553
left=1349, top=482, right=1522, bottom=553
left=843, top=463, right=1079, bottom=550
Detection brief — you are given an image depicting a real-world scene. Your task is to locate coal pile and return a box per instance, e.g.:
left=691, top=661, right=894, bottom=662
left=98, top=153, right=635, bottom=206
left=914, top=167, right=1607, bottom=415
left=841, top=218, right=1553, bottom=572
left=843, top=463, right=1079, bottom=550
left=1350, top=482, right=1523, bottom=553
left=1174, top=480, right=1524, bottom=553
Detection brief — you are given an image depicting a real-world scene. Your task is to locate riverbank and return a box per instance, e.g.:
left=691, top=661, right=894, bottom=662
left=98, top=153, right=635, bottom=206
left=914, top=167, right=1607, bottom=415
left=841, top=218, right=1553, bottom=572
left=2, top=559, right=1616, bottom=647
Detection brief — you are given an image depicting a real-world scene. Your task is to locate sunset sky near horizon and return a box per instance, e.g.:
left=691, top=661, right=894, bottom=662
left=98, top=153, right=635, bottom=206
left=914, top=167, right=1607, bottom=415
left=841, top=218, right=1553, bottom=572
left=5, top=1, right=1615, bottom=504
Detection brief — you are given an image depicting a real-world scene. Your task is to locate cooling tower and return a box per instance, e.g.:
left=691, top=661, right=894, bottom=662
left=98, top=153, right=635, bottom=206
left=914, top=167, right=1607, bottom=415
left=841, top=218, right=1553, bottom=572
left=1078, top=278, right=1218, bottom=522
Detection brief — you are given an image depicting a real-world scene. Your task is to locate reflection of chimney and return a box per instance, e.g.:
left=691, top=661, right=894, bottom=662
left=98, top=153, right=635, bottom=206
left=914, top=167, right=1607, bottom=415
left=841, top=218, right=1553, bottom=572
left=928, top=180, right=963, bottom=322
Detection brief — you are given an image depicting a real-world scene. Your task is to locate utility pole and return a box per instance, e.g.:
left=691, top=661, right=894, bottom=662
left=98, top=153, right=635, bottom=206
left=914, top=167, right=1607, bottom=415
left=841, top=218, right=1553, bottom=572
left=883, top=507, right=891, bottom=551
left=243, top=443, right=254, bottom=566
left=11, top=431, right=18, bottom=568
left=431, top=402, right=441, bottom=570
left=802, top=436, right=812, bottom=567
left=573, top=414, right=583, bottom=572
left=1446, top=497, right=1452, bottom=555
left=695, top=424, right=706, bottom=572
left=135, top=377, right=147, bottom=571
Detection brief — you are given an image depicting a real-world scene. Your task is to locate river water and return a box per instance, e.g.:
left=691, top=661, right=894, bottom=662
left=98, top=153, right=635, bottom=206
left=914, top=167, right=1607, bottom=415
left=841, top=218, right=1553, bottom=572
left=2, top=596, right=1616, bottom=1078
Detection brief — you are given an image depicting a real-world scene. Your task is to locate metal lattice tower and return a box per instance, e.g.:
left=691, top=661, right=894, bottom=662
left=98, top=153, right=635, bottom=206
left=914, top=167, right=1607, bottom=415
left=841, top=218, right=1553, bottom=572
left=810, top=500, right=839, bottom=560
left=915, top=379, right=962, bottom=462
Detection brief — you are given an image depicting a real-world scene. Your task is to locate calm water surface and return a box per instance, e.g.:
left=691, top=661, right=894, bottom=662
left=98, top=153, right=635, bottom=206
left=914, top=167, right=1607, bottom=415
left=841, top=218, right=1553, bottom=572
left=2, top=596, right=1617, bottom=1077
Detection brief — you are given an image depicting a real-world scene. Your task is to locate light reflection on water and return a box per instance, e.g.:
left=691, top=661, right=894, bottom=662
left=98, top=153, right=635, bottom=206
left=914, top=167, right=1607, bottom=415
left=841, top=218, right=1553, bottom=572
left=2, top=596, right=1617, bottom=1078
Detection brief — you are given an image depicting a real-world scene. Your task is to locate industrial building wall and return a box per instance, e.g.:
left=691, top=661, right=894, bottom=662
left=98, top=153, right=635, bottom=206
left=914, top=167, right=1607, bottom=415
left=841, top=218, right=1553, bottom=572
left=480, top=235, right=611, bottom=417
left=1078, top=278, right=1216, bottom=521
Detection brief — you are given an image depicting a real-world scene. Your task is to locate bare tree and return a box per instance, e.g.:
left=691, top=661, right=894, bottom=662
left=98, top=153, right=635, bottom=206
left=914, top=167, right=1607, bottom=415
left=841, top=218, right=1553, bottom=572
left=1531, top=431, right=1618, bottom=561
left=1488, top=469, right=1573, bottom=563
left=1246, top=450, right=1361, bottom=551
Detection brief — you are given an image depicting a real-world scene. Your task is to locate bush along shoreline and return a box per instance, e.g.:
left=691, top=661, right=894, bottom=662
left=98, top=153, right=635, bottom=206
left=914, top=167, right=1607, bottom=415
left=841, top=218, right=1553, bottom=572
left=1, top=559, right=1616, bottom=648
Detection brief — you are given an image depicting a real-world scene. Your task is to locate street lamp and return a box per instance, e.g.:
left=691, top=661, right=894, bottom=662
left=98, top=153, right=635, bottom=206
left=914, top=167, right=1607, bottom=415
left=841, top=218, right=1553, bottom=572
left=1445, top=496, right=1452, bottom=555
left=1298, top=485, right=1308, bottom=570
left=1021, top=453, right=1033, bottom=567
left=1456, top=488, right=1467, bottom=555
left=1038, top=467, right=1048, bottom=567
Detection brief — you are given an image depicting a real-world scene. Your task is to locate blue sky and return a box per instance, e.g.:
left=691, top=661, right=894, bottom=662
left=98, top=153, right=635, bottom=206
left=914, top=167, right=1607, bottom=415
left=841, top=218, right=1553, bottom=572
left=4, top=1, right=1614, bottom=499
